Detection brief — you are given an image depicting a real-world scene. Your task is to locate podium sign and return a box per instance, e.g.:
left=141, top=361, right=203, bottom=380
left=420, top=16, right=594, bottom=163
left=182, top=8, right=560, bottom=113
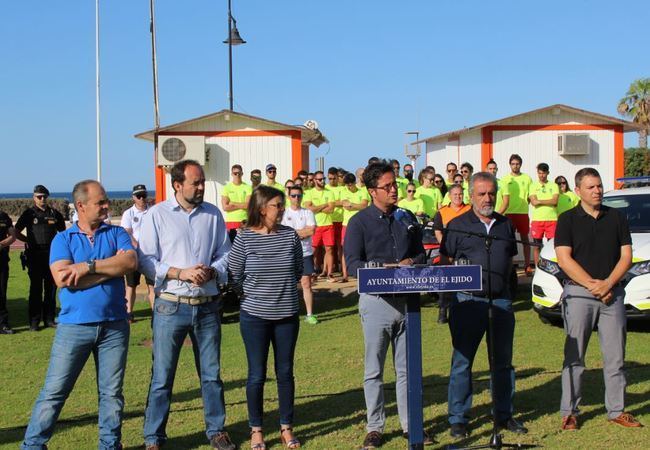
left=357, top=265, right=482, bottom=295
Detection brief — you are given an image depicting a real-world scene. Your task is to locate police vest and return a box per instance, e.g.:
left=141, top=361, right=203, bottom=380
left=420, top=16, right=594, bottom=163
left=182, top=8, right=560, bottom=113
left=30, top=207, right=60, bottom=251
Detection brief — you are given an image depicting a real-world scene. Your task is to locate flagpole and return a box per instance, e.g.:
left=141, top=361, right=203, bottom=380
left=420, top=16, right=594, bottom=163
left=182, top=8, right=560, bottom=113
left=95, top=0, right=102, bottom=182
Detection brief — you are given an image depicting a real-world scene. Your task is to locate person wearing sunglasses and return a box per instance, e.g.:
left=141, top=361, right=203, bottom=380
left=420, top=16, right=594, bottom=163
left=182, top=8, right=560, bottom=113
left=303, top=171, right=336, bottom=281
left=14, top=184, right=66, bottom=331
left=398, top=183, right=425, bottom=218
left=229, top=185, right=304, bottom=450
left=529, top=163, right=559, bottom=269
left=222, top=164, right=252, bottom=238
left=433, top=174, right=448, bottom=198
left=445, top=162, right=458, bottom=186
left=284, top=179, right=295, bottom=208
left=415, top=173, right=443, bottom=219
left=120, top=184, right=155, bottom=318
left=403, top=163, right=418, bottom=187
left=555, top=175, right=579, bottom=215
left=264, top=164, right=284, bottom=192
left=326, top=167, right=344, bottom=278
left=344, top=160, right=433, bottom=448
left=339, top=173, right=369, bottom=282
left=281, top=185, right=319, bottom=325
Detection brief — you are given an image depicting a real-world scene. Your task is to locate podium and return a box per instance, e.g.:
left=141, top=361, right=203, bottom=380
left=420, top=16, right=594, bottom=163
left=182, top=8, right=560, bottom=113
left=358, top=265, right=482, bottom=449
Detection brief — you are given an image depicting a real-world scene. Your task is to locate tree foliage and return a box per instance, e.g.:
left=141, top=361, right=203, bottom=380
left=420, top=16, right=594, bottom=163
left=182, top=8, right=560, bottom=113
left=618, top=78, right=650, bottom=148
left=624, top=147, right=650, bottom=177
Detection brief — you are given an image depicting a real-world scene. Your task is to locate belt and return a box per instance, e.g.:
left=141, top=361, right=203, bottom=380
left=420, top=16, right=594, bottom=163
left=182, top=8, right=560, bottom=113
left=159, top=292, right=214, bottom=305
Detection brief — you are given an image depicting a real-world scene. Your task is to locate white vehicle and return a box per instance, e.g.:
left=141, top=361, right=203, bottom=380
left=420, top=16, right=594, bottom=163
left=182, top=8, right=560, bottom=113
left=531, top=186, right=650, bottom=323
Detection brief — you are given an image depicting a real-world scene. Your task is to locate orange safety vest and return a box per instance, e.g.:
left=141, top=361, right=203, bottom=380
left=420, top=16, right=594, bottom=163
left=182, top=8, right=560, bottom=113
left=438, top=204, right=471, bottom=226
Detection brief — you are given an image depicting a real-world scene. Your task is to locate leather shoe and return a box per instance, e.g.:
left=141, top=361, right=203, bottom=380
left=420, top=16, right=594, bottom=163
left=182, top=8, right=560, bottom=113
left=362, top=431, right=382, bottom=449
left=498, top=417, right=528, bottom=434
left=0, top=326, right=15, bottom=335
left=450, top=423, right=470, bottom=439
left=609, top=412, right=643, bottom=428
left=403, top=430, right=435, bottom=445
left=561, top=415, right=579, bottom=430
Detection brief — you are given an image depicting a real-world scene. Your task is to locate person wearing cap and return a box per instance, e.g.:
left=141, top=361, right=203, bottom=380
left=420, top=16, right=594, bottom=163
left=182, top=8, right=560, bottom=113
left=14, top=185, right=66, bottom=331
left=221, top=164, right=252, bottom=238
left=0, top=207, right=16, bottom=334
left=264, top=164, right=284, bottom=192
left=120, top=184, right=155, bottom=318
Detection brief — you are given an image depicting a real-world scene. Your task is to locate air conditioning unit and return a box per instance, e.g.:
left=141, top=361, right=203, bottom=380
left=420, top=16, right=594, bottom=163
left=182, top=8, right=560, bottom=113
left=558, top=133, right=590, bottom=156
left=157, top=135, right=206, bottom=166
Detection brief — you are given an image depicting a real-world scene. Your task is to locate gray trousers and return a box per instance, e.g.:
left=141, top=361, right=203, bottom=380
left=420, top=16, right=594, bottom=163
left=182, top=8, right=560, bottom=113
left=560, top=284, right=627, bottom=419
left=359, top=293, right=408, bottom=433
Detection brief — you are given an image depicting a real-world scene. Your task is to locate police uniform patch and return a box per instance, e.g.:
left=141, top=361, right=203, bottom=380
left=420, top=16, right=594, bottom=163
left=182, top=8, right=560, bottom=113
left=133, top=217, right=139, bottom=222
left=33, top=218, right=38, bottom=225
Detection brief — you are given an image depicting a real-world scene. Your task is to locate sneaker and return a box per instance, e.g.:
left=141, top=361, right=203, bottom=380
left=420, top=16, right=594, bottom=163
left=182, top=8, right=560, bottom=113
left=209, top=431, right=236, bottom=450
left=362, top=431, right=382, bottom=449
left=305, top=315, right=319, bottom=325
left=0, top=325, right=15, bottom=335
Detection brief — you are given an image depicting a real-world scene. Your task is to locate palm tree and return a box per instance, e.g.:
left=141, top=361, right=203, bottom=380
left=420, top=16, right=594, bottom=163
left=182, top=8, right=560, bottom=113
left=618, top=78, right=650, bottom=148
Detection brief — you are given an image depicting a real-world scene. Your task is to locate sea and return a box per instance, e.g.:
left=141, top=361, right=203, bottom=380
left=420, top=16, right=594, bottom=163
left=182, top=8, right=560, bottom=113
left=0, top=190, right=156, bottom=200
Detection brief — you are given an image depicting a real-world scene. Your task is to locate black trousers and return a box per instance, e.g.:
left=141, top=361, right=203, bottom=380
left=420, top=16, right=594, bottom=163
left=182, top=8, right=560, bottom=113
left=0, top=260, right=9, bottom=327
left=27, top=253, right=56, bottom=324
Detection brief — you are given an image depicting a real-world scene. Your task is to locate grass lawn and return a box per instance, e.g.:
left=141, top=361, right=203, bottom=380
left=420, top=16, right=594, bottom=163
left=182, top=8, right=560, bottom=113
left=1, top=250, right=649, bottom=449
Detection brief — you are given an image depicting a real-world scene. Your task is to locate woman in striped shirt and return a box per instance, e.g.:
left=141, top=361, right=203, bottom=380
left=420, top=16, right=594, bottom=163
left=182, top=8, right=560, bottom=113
left=228, top=185, right=303, bottom=450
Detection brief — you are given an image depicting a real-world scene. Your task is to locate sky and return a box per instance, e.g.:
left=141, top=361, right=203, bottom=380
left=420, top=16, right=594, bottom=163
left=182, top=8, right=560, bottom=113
left=1, top=0, right=646, bottom=193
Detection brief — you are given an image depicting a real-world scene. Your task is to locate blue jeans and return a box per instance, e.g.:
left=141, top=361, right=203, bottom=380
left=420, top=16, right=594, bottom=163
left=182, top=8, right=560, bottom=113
left=143, top=298, right=226, bottom=446
left=239, top=310, right=299, bottom=427
left=447, top=293, right=515, bottom=425
left=22, top=320, right=130, bottom=450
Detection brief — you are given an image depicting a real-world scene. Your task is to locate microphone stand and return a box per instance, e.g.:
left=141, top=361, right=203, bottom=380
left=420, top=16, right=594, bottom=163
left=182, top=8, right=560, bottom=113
left=443, top=226, right=539, bottom=450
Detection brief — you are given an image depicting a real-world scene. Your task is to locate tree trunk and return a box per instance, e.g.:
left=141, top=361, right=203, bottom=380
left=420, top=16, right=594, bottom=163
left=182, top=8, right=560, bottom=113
left=639, top=128, right=648, bottom=149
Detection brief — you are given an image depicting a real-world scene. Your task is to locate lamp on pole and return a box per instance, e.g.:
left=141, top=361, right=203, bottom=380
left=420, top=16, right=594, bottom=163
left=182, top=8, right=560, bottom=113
left=404, top=131, right=421, bottom=172
left=223, top=0, right=246, bottom=111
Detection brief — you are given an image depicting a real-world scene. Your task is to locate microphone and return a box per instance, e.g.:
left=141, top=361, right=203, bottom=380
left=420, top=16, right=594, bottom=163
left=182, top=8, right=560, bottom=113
left=394, top=207, right=419, bottom=232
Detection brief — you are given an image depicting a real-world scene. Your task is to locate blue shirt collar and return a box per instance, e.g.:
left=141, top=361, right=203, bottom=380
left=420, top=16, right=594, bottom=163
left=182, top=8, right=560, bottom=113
left=69, top=221, right=110, bottom=234
left=168, top=194, right=204, bottom=215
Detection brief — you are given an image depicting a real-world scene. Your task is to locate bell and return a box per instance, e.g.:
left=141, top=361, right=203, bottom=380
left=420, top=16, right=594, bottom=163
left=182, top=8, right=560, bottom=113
left=223, top=25, right=246, bottom=45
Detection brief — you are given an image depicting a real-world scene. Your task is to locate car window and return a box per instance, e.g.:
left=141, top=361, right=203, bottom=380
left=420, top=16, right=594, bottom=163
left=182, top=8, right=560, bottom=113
left=603, top=194, right=650, bottom=232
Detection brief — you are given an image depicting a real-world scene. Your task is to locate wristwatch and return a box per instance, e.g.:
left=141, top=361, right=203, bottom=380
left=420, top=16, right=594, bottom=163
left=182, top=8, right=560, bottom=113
left=87, top=259, right=96, bottom=275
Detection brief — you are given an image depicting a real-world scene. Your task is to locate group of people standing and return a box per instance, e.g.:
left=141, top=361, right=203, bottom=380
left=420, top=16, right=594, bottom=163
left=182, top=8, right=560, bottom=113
left=7, top=153, right=642, bottom=450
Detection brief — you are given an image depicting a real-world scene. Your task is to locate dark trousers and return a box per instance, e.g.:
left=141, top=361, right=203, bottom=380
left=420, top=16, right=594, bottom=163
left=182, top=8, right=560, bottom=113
left=239, top=309, right=300, bottom=427
left=0, top=260, right=9, bottom=326
left=447, top=293, right=516, bottom=424
left=28, top=253, right=56, bottom=324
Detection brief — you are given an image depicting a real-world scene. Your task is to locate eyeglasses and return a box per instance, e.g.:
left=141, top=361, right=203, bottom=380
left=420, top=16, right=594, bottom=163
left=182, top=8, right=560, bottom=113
left=35, top=195, right=47, bottom=200
left=232, top=172, right=242, bottom=176
left=447, top=169, right=456, bottom=173
left=267, top=170, right=276, bottom=173
left=289, top=194, right=303, bottom=198
left=434, top=180, right=443, bottom=184
left=134, top=194, right=147, bottom=199
left=374, top=182, right=398, bottom=193
left=267, top=202, right=284, bottom=209
left=407, top=189, right=416, bottom=193
left=558, top=181, right=568, bottom=185
left=315, top=177, right=324, bottom=181
left=461, top=170, right=469, bottom=174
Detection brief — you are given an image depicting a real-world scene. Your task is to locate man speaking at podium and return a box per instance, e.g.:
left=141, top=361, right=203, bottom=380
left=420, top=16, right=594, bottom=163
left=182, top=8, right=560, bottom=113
left=344, top=160, right=432, bottom=448
left=440, top=172, right=527, bottom=439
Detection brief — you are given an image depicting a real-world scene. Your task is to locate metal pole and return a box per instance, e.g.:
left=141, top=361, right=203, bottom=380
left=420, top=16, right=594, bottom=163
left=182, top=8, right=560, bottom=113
left=149, top=0, right=160, bottom=131
left=95, top=0, right=102, bottom=182
left=227, top=0, right=234, bottom=110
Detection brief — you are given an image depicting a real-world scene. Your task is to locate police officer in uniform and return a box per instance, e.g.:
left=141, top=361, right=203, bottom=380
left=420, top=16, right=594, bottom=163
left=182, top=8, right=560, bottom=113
left=0, top=208, right=16, bottom=334
left=14, top=185, right=66, bottom=330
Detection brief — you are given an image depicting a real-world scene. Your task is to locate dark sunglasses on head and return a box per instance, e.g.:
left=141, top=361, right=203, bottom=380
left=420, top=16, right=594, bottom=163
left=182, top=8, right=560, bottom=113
left=135, top=194, right=147, bottom=199
left=289, top=194, right=303, bottom=198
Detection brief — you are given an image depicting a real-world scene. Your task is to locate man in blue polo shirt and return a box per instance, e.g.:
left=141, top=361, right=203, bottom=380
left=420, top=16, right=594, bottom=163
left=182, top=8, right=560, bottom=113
left=22, top=180, right=137, bottom=450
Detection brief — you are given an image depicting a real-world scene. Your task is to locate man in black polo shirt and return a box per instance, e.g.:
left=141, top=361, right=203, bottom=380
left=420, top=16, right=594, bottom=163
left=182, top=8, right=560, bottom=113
left=555, top=167, right=641, bottom=430
left=0, top=209, right=16, bottom=334
left=441, top=172, right=527, bottom=439
left=15, top=185, right=66, bottom=330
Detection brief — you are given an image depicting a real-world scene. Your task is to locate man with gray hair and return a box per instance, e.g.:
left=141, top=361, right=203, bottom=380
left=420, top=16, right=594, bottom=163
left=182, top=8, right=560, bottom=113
left=22, top=180, right=137, bottom=450
left=440, top=172, right=527, bottom=439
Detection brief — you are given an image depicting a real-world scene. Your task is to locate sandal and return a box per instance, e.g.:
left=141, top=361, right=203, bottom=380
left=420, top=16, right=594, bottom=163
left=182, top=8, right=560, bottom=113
left=250, top=429, right=266, bottom=450
left=280, top=427, right=301, bottom=449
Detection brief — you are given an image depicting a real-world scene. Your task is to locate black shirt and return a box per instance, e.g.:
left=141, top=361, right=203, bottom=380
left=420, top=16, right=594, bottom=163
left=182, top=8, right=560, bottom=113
left=344, top=204, right=426, bottom=275
left=554, top=204, right=631, bottom=280
left=15, top=206, right=66, bottom=253
left=441, top=210, right=517, bottom=299
left=0, top=211, right=13, bottom=262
